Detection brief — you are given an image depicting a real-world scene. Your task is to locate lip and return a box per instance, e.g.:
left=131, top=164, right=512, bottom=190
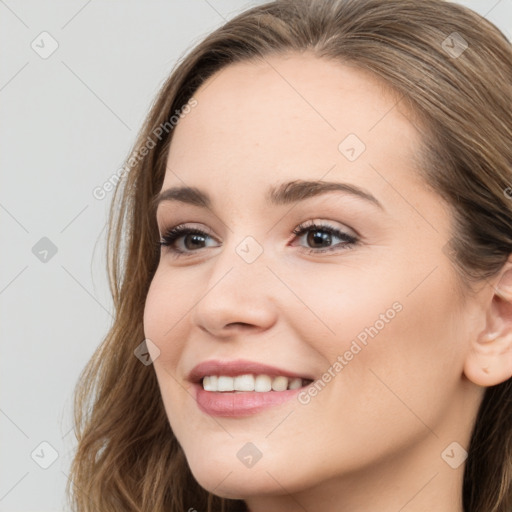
left=193, top=384, right=306, bottom=417
left=188, top=359, right=315, bottom=417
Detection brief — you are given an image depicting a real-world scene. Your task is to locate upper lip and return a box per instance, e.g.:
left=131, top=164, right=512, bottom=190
left=188, top=359, right=315, bottom=383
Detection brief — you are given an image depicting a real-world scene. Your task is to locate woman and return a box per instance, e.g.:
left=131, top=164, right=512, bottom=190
left=67, top=1, right=512, bottom=511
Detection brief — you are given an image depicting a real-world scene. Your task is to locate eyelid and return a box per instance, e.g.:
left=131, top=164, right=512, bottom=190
left=291, top=218, right=358, bottom=238
left=158, top=217, right=357, bottom=239
left=158, top=222, right=217, bottom=239
left=159, top=219, right=360, bottom=259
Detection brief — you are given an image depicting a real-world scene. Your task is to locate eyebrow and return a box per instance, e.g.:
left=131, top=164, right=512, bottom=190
left=152, top=179, right=384, bottom=212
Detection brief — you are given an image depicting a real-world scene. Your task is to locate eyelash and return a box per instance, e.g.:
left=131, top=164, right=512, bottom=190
left=159, top=221, right=358, bottom=258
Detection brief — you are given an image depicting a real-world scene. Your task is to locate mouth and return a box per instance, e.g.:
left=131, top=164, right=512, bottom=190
left=188, top=359, right=315, bottom=417
left=201, top=374, right=313, bottom=392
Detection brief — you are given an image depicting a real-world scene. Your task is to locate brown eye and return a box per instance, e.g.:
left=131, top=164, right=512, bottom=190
left=160, top=226, right=219, bottom=255
left=291, top=222, right=358, bottom=254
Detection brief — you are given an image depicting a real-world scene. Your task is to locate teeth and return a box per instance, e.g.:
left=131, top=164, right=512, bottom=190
left=217, top=376, right=234, bottom=392
left=288, top=377, right=302, bottom=390
left=203, top=376, right=212, bottom=391
left=271, top=376, right=288, bottom=391
left=234, top=374, right=255, bottom=391
left=255, top=375, right=272, bottom=392
left=201, top=374, right=309, bottom=392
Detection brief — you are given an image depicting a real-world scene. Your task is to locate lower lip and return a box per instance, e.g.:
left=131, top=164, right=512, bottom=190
left=194, top=383, right=304, bottom=417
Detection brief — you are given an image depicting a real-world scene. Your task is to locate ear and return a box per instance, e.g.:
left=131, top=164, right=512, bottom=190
left=464, top=256, right=512, bottom=387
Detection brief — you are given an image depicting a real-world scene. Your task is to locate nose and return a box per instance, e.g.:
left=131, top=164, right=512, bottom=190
left=190, top=243, right=279, bottom=338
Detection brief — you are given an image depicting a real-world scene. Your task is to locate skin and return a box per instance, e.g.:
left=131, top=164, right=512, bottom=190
left=143, top=52, right=512, bottom=512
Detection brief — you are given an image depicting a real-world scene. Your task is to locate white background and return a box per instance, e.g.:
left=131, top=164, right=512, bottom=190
left=1, top=1, right=511, bottom=510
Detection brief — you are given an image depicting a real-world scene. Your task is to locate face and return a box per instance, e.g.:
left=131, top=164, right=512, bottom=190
left=143, top=53, right=484, bottom=503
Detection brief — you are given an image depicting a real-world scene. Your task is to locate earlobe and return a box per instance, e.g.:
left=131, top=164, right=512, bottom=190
left=463, top=332, right=512, bottom=386
left=463, top=259, right=512, bottom=387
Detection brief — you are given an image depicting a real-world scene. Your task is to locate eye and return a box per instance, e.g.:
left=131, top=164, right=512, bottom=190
left=158, top=220, right=359, bottom=258
left=159, top=224, right=219, bottom=256
left=290, top=221, right=358, bottom=254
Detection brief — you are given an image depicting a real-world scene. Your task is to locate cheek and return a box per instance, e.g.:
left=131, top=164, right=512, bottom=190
left=303, top=259, right=462, bottom=395
left=285, top=264, right=404, bottom=364
left=143, top=276, right=193, bottom=436
left=317, top=264, right=465, bottom=436
left=142, top=278, right=165, bottom=347
left=143, top=271, right=187, bottom=368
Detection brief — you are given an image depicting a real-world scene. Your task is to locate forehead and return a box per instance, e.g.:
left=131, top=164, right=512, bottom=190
left=163, top=53, right=423, bottom=206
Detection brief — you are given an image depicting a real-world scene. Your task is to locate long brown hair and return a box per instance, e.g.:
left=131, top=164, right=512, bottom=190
left=66, top=1, right=512, bottom=511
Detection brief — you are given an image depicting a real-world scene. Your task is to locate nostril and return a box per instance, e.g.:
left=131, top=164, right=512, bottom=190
left=226, top=322, right=252, bottom=329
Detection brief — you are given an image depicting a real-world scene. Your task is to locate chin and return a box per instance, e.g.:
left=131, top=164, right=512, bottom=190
left=184, top=450, right=299, bottom=499
left=191, top=467, right=279, bottom=499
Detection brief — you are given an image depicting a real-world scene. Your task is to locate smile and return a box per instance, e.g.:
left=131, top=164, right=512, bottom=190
left=188, top=359, right=315, bottom=417
left=202, top=374, right=313, bottom=392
